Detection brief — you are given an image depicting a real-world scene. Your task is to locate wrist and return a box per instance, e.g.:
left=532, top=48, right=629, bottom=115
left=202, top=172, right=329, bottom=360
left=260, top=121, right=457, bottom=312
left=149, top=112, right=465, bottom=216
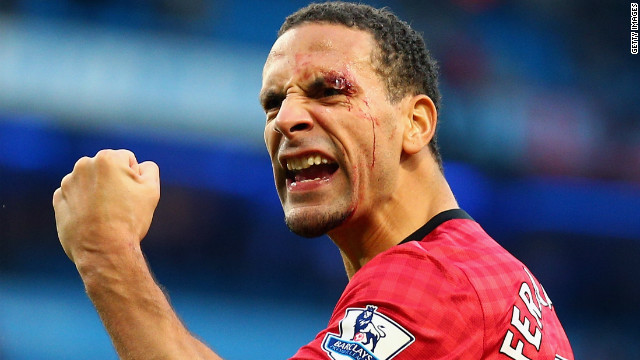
left=75, top=241, right=146, bottom=290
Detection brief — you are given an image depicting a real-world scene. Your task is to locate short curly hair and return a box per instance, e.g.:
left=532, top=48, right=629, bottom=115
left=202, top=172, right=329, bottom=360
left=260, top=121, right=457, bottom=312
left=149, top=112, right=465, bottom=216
left=278, top=1, right=442, bottom=167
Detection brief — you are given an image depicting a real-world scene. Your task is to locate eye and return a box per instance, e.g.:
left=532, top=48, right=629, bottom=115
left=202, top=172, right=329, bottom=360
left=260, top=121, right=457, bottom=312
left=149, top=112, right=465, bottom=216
left=322, top=77, right=348, bottom=98
left=307, top=77, right=349, bottom=99
left=316, top=76, right=355, bottom=98
left=261, top=92, right=285, bottom=121
left=322, top=87, right=343, bottom=97
left=311, top=83, right=345, bottom=99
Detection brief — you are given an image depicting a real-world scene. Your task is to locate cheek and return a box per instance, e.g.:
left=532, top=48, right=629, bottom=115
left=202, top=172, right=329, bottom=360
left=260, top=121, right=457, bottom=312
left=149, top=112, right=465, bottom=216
left=264, top=124, right=280, bottom=159
left=310, top=102, right=384, bottom=170
left=263, top=127, right=272, bottom=152
left=352, top=106, right=380, bottom=168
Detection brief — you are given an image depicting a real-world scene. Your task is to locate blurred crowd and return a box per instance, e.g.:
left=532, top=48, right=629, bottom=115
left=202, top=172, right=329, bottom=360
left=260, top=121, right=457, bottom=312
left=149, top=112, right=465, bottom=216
left=1, top=0, right=638, bottom=180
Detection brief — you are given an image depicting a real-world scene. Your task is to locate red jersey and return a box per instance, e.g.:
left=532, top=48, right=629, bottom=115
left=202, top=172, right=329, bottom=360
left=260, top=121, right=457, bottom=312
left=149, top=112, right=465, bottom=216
left=291, top=209, right=574, bottom=360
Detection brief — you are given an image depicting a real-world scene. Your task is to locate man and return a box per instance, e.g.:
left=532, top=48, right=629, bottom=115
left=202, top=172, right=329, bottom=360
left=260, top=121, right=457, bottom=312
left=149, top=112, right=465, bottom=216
left=53, top=2, right=574, bottom=359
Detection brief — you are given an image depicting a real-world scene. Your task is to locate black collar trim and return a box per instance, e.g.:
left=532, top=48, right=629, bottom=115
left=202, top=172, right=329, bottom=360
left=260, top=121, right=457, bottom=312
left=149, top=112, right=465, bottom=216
left=398, top=209, right=474, bottom=245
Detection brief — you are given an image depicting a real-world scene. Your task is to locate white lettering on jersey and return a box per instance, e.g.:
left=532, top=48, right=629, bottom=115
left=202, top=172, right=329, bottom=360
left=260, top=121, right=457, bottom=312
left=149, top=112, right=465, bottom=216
left=518, top=282, right=542, bottom=329
left=500, top=267, right=554, bottom=360
left=500, top=330, right=531, bottom=360
left=523, top=266, right=552, bottom=311
left=511, top=305, right=542, bottom=350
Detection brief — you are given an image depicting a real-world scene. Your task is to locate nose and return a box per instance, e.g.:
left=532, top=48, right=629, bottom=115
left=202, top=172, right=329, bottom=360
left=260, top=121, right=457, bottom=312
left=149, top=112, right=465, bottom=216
left=273, top=97, right=314, bottom=137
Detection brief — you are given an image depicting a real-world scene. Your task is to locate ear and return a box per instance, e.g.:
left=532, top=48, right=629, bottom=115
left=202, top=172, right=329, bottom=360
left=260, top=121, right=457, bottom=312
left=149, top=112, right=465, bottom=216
left=402, top=94, right=437, bottom=155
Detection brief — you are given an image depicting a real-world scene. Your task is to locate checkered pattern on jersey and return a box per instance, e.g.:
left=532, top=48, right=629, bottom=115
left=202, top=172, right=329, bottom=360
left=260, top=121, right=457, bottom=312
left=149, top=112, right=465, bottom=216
left=291, top=216, right=573, bottom=359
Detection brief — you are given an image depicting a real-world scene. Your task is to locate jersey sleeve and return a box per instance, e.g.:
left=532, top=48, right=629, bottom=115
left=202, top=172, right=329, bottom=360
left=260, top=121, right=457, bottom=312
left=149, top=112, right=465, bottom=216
left=290, top=242, right=484, bottom=359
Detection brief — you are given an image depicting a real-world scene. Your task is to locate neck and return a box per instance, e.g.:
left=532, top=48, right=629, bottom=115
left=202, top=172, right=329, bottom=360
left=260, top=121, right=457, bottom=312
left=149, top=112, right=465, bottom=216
left=328, top=156, right=458, bottom=279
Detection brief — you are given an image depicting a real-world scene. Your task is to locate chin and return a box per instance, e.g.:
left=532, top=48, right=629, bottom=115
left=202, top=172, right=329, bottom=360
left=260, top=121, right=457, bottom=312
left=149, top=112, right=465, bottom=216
left=284, top=206, right=353, bottom=238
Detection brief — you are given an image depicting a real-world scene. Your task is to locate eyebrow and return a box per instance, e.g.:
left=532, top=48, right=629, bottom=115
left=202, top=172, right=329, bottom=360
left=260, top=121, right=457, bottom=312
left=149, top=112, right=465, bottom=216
left=306, top=77, right=329, bottom=93
left=259, top=89, right=285, bottom=111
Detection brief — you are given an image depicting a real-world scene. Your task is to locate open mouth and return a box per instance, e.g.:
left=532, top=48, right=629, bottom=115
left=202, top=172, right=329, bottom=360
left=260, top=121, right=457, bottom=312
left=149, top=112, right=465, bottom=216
left=285, top=154, right=339, bottom=187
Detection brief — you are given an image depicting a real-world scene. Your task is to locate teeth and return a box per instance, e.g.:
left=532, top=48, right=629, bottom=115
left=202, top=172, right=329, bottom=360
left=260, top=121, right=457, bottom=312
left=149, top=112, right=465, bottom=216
left=297, top=177, right=323, bottom=184
left=286, top=154, right=332, bottom=171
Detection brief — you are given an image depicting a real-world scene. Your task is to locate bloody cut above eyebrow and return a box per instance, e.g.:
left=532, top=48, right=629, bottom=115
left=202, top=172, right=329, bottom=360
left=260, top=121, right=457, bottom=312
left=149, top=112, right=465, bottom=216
left=312, top=71, right=357, bottom=96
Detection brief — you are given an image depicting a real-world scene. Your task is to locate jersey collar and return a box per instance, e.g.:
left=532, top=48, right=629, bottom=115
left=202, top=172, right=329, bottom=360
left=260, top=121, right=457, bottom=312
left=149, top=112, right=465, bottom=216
left=398, top=209, right=474, bottom=245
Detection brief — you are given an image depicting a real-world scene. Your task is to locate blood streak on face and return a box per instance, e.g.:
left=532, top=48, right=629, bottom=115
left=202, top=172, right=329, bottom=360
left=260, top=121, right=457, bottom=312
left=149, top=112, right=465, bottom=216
left=359, top=95, right=378, bottom=169
left=262, top=23, right=405, bottom=238
left=321, top=70, right=378, bottom=168
left=368, top=113, right=377, bottom=168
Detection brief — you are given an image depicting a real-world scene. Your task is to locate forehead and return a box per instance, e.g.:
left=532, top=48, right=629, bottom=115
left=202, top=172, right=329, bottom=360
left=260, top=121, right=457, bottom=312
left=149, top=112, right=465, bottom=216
left=262, top=23, right=376, bottom=83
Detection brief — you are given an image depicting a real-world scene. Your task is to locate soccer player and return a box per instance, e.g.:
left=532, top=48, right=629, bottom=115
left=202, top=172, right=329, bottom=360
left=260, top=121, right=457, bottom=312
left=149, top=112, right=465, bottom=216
left=53, top=2, right=574, bottom=359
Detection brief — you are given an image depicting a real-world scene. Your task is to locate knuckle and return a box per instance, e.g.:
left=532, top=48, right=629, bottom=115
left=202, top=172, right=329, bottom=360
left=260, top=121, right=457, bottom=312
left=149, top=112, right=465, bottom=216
left=95, top=149, right=113, bottom=160
left=147, top=161, right=159, bottom=172
left=52, top=187, right=61, bottom=206
left=94, top=149, right=119, bottom=168
left=94, top=149, right=133, bottom=165
left=118, top=148, right=134, bottom=157
left=95, top=149, right=113, bottom=156
left=60, top=173, right=72, bottom=189
left=73, top=156, right=91, bottom=170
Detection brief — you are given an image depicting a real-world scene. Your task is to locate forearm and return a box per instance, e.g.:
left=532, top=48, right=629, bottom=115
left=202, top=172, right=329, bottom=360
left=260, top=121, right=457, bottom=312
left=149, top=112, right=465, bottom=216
left=53, top=150, right=223, bottom=359
left=76, top=245, right=222, bottom=360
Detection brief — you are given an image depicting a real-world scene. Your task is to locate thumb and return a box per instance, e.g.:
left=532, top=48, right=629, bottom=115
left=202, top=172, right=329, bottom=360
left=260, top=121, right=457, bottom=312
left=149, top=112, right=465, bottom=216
left=127, top=150, right=140, bottom=174
left=138, top=161, right=160, bottom=184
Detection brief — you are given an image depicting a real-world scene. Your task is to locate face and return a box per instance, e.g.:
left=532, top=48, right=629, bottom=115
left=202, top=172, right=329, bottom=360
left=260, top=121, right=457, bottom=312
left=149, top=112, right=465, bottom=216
left=261, top=23, right=405, bottom=238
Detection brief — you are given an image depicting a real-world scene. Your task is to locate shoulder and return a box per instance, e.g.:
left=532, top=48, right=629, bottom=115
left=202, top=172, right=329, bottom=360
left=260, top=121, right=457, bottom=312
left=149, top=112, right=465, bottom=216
left=336, top=244, right=453, bottom=304
left=323, top=241, right=486, bottom=358
left=343, top=219, right=503, bottom=307
left=353, top=218, right=511, bottom=298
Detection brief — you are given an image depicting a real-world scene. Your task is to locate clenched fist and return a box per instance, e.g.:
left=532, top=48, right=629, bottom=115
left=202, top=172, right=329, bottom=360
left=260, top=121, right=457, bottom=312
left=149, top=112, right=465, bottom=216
left=53, top=149, right=160, bottom=265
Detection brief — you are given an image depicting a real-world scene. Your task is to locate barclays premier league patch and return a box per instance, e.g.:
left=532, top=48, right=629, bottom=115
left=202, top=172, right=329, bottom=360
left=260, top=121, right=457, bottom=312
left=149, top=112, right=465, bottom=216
left=322, top=305, right=415, bottom=360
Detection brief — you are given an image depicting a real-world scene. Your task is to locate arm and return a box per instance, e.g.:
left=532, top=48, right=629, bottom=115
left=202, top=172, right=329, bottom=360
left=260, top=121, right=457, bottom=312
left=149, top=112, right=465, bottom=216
left=53, top=149, right=222, bottom=360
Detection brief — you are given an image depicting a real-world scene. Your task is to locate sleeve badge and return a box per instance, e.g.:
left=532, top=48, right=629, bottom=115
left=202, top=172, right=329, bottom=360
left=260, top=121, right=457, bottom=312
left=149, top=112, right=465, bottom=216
left=322, top=305, right=415, bottom=360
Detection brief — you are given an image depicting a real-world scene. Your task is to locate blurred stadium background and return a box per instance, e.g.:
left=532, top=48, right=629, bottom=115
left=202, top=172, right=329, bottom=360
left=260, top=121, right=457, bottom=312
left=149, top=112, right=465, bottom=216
left=0, top=0, right=639, bottom=359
